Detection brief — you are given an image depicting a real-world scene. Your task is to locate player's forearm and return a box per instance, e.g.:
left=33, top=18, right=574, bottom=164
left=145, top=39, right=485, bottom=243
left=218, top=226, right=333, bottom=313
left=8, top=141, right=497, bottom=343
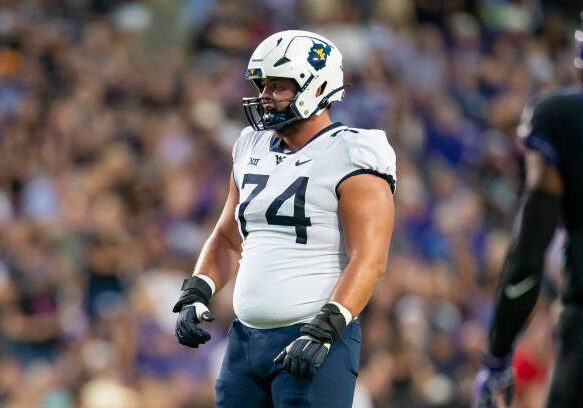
left=488, top=189, right=560, bottom=357
left=488, top=250, right=544, bottom=357
left=329, top=256, right=387, bottom=318
left=192, top=230, right=241, bottom=294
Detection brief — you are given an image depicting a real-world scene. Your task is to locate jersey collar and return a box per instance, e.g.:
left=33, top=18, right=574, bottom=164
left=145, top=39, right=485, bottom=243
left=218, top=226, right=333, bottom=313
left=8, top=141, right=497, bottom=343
left=269, top=122, right=344, bottom=153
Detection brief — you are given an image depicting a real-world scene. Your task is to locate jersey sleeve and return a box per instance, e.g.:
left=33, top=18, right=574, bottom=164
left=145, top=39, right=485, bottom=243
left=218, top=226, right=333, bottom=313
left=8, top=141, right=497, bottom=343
left=517, top=95, right=560, bottom=167
left=336, top=129, right=397, bottom=195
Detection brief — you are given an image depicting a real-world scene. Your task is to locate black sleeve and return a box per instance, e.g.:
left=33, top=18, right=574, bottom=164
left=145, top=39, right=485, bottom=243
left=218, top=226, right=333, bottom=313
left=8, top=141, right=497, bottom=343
left=488, top=189, right=561, bottom=357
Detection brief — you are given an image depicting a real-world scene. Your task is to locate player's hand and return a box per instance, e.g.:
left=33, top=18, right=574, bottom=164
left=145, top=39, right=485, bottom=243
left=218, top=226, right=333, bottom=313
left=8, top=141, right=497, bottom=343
left=274, top=335, right=330, bottom=380
left=172, top=276, right=214, bottom=348
left=473, top=353, right=514, bottom=408
left=175, top=302, right=214, bottom=348
left=274, top=303, right=347, bottom=380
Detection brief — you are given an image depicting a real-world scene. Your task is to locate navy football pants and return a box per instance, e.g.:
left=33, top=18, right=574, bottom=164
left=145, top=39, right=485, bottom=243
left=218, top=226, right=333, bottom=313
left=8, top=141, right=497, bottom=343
left=215, top=319, right=361, bottom=407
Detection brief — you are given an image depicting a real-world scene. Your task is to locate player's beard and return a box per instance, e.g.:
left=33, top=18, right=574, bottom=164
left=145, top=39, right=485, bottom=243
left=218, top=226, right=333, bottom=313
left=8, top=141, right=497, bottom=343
left=274, top=117, right=304, bottom=138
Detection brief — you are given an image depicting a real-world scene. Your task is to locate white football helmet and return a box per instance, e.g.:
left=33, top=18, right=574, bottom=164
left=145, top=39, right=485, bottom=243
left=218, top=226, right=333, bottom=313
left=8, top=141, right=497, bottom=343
left=242, top=30, right=345, bottom=131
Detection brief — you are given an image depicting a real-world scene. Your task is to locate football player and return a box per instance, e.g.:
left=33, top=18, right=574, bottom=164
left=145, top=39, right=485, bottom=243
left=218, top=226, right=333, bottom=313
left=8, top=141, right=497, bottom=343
left=172, top=30, right=396, bottom=407
left=474, top=15, right=583, bottom=408
left=173, top=31, right=396, bottom=408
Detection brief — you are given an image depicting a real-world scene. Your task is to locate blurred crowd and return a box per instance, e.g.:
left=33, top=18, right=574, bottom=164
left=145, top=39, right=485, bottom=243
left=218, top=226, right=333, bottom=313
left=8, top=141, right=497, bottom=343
left=0, top=0, right=580, bottom=407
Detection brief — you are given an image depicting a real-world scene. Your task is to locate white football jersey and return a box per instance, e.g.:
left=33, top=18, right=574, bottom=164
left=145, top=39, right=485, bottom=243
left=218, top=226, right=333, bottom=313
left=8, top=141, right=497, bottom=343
left=231, top=122, right=396, bottom=329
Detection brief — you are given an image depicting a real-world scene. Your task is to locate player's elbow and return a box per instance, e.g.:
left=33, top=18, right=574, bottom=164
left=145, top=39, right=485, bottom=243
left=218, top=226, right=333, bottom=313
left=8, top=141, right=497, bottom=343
left=375, top=261, right=388, bottom=279
left=366, top=256, right=388, bottom=280
left=210, top=227, right=241, bottom=255
left=347, top=256, right=387, bottom=281
left=346, top=243, right=390, bottom=280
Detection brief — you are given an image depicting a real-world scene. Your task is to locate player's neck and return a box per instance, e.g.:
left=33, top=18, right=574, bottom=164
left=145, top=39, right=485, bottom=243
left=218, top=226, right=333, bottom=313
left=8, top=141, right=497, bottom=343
left=277, top=111, right=333, bottom=153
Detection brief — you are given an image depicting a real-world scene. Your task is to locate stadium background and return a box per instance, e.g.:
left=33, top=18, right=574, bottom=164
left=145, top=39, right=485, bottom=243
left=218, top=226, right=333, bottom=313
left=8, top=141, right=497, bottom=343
left=0, top=0, right=581, bottom=406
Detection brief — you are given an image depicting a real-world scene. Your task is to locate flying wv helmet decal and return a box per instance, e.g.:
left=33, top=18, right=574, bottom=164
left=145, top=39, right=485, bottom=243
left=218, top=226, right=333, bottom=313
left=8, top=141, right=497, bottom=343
left=244, top=67, right=263, bottom=79
left=307, top=41, right=333, bottom=71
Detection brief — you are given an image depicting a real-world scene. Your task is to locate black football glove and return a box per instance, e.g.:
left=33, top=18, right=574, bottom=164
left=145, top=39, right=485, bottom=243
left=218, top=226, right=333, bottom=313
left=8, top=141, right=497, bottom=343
left=274, top=303, right=347, bottom=380
left=172, top=276, right=214, bottom=348
left=473, top=353, right=514, bottom=408
left=472, top=353, right=514, bottom=408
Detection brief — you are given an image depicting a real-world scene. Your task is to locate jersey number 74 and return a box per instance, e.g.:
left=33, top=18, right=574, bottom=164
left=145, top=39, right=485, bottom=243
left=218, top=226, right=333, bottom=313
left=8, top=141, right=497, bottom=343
left=237, top=174, right=312, bottom=244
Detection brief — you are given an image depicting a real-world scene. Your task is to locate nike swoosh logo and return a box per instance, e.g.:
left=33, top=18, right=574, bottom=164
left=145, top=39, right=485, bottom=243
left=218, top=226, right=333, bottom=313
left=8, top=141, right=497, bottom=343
left=504, top=276, right=538, bottom=299
left=295, top=159, right=312, bottom=166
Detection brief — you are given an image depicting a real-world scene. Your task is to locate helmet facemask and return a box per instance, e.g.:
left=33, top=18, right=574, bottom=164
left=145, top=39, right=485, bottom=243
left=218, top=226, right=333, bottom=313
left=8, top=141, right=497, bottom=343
left=242, top=95, right=302, bottom=131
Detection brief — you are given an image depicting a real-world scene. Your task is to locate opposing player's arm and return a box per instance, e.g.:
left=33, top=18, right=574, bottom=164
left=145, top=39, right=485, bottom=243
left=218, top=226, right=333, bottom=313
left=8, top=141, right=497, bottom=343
left=331, top=173, right=394, bottom=318
left=191, top=174, right=242, bottom=293
left=488, top=150, right=563, bottom=357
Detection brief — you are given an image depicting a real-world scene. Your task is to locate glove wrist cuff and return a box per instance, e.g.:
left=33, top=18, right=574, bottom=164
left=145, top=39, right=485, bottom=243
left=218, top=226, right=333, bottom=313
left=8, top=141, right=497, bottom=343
left=195, top=274, right=216, bottom=296
left=181, top=276, right=213, bottom=303
left=328, top=301, right=352, bottom=325
left=172, top=276, right=213, bottom=313
left=300, top=303, right=347, bottom=344
left=482, top=351, right=512, bottom=370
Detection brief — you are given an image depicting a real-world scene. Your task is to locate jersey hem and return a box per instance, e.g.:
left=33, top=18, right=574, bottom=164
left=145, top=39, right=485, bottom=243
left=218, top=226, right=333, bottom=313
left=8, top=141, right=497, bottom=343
left=236, top=316, right=313, bottom=329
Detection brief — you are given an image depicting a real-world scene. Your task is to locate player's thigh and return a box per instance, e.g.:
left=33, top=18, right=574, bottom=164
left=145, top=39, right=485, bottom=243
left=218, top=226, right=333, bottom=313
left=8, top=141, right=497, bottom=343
left=271, top=320, right=361, bottom=408
left=216, top=320, right=272, bottom=408
left=547, top=307, right=583, bottom=408
left=216, top=374, right=272, bottom=408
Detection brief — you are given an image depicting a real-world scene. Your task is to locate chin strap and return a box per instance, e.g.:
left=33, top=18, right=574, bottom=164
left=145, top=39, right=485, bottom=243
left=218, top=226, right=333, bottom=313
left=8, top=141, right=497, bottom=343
left=315, top=85, right=345, bottom=112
